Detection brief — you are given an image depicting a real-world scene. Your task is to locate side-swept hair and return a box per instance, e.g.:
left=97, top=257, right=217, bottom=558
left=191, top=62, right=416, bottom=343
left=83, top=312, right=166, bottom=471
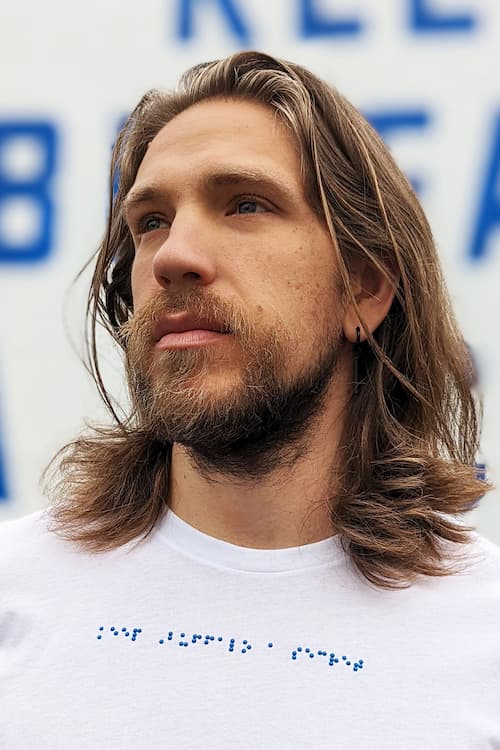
left=43, top=51, right=491, bottom=589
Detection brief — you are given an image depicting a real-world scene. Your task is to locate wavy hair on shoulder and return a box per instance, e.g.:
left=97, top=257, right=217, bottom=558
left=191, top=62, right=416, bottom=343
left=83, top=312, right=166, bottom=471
left=43, top=50, right=492, bottom=589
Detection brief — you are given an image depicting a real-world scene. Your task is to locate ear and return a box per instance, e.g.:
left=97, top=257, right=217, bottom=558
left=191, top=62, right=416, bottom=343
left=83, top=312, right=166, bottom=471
left=342, top=257, right=398, bottom=343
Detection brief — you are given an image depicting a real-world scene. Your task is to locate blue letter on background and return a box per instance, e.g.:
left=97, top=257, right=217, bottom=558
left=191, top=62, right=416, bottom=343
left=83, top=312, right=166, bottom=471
left=409, top=0, right=477, bottom=32
left=0, top=121, right=57, bottom=264
left=470, top=113, right=500, bottom=261
left=365, top=110, right=431, bottom=194
left=300, top=0, right=363, bottom=38
left=178, top=0, right=249, bottom=42
left=0, top=418, right=7, bottom=502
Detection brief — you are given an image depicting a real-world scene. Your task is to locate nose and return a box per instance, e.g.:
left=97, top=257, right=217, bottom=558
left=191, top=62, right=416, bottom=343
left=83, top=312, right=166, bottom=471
left=152, top=211, right=217, bottom=290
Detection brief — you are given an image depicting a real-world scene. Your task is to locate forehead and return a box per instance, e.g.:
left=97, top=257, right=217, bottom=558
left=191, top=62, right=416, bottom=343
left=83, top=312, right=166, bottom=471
left=134, top=98, right=304, bottom=189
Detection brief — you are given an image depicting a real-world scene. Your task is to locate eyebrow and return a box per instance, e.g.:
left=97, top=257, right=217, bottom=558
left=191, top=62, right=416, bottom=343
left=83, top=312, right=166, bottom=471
left=122, top=168, right=297, bottom=218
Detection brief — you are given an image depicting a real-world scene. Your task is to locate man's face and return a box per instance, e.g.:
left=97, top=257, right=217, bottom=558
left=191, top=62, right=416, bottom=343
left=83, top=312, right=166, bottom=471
left=123, top=98, right=347, bottom=477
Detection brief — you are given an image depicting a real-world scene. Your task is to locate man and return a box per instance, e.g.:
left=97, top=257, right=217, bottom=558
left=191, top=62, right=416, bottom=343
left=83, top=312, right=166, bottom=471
left=1, top=51, right=499, bottom=748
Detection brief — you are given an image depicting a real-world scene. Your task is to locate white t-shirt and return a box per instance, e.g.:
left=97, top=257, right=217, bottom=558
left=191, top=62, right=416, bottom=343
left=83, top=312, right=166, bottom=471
left=1, top=506, right=500, bottom=749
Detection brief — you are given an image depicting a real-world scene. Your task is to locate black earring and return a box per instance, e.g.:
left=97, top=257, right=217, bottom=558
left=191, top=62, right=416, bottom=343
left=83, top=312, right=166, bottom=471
left=353, top=326, right=361, bottom=395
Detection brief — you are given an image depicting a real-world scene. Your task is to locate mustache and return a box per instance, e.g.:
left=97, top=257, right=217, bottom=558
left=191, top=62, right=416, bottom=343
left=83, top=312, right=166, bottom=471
left=117, top=288, right=255, bottom=347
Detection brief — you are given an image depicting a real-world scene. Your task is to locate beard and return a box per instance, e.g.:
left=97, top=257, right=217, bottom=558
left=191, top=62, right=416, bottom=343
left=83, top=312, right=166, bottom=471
left=119, top=287, right=343, bottom=481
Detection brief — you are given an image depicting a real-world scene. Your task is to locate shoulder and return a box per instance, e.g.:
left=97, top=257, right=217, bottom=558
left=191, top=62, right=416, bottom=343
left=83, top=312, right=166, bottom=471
left=425, top=528, right=500, bottom=608
left=466, top=530, right=500, bottom=588
left=0, top=507, right=73, bottom=575
left=0, top=508, right=50, bottom=548
left=459, top=529, right=500, bottom=571
left=0, top=509, right=55, bottom=573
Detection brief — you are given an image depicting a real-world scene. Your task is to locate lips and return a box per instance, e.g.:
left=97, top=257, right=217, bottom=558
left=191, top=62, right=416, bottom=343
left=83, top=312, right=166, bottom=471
left=152, top=313, right=229, bottom=342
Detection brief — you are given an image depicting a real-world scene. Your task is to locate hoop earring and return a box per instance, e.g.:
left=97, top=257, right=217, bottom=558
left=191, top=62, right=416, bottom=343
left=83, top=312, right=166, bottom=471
left=353, top=326, right=361, bottom=395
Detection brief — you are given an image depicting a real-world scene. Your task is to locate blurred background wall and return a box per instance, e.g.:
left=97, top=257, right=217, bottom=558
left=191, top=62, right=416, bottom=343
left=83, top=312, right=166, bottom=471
left=0, top=0, right=499, bottom=543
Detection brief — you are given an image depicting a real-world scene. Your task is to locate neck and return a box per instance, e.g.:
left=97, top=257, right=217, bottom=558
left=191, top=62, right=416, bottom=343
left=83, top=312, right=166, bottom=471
left=167, top=377, right=348, bottom=549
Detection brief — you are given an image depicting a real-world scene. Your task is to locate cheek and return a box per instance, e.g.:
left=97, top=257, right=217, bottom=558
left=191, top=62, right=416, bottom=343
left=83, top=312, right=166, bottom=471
left=130, top=255, right=152, bottom=311
left=286, top=251, right=331, bottom=307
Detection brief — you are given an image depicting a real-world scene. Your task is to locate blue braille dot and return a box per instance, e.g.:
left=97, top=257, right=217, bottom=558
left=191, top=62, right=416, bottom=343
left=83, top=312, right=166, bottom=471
left=242, top=640, right=248, bottom=645
left=159, top=639, right=164, bottom=644
left=209, top=636, right=215, bottom=641
left=309, top=653, right=314, bottom=658
left=334, top=658, right=339, bottom=663
left=268, top=643, right=273, bottom=648
left=121, top=627, right=127, bottom=632
left=297, top=647, right=302, bottom=652
left=168, top=631, right=173, bottom=636
left=180, top=632, right=185, bottom=638
left=342, top=655, right=347, bottom=660
left=354, top=666, right=358, bottom=671
left=125, top=632, right=130, bottom=637
left=318, top=651, right=324, bottom=656
left=359, top=659, right=364, bottom=665
left=241, top=649, right=246, bottom=653
left=230, top=639, right=235, bottom=644
left=292, top=655, right=297, bottom=660
left=97, top=635, right=102, bottom=640
left=178, top=642, right=183, bottom=646
left=305, top=648, right=310, bottom=653
left=113, top=631, right=119, bottom=636
left=204, top=640, right=209, bottom=645
left=99, top=626, right=104, bottom=631
left=359, top=663, right=363, bottom=668
left=247, top=645, right=252, bottom=650
left=110, top=627, right=115, bottom=631
left=168, top=635, right=172, bottom=640
left=329, top=653, right=335, bottom=658
left=218, top=637, right=223, bottom=642
left=346, top=661, right=351, bottom=666
left=292, top=651, right=297, bottom=656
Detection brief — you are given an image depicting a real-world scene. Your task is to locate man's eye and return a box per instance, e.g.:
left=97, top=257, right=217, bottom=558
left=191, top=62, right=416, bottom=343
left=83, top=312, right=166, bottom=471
left=234, top=200, right=267, bottom=215
left=138, top=216, right=168, bottom=233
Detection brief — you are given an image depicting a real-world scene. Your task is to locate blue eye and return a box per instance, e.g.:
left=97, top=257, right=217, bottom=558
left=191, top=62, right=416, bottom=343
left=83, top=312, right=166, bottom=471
left=139, top=216, right=167, bottom=233
left=236, top=200, right=266, bottom=214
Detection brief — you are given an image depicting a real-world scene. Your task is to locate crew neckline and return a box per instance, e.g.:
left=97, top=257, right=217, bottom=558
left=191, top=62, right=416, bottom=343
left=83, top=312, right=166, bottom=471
left=156, top=507, right=344, bottom=573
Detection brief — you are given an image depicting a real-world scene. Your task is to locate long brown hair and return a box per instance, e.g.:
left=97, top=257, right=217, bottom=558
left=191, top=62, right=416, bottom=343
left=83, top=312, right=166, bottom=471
left=43, top=51, right=491, bottom=589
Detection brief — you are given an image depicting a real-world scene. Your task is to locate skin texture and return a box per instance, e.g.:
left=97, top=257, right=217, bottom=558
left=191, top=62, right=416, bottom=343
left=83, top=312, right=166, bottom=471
left=127, top=98, right=395, bottom=549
